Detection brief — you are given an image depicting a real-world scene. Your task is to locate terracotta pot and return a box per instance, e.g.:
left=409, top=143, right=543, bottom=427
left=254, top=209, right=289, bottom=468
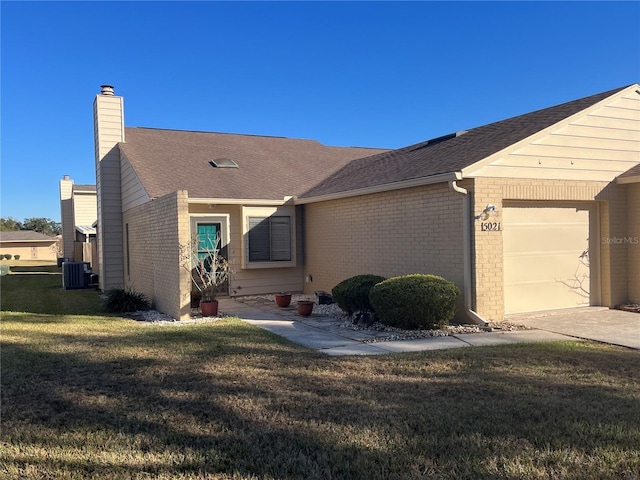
left=275, top=293, right=292, bottom=307
left=297, top=300, right=314, bottom=317
left=200, top=300, right=219, bottom=317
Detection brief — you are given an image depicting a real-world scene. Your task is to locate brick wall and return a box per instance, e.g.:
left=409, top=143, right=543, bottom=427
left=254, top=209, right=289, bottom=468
left=473, top=178, right=621, bottom=320
left=304, top=184, right=466, bottom=316
left=123, top=190, right=190, bottom=320
left=596, top=182, right=629, bottom=306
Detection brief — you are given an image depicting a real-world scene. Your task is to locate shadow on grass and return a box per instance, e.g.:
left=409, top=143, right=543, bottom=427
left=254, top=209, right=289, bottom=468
left=3, top=316, right=639, bottom=479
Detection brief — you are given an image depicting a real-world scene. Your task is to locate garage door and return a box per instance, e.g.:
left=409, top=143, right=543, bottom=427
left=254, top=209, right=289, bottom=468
left=503, top=205, right=591, bottom=314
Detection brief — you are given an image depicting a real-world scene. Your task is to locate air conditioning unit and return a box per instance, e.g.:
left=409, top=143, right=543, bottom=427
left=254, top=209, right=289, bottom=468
left=62, top=262, right=91, bottom=290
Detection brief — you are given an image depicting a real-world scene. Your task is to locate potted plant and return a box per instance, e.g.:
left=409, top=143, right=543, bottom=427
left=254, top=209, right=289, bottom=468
left=181, top=232, right=230, bottom=317
left=275, top=292, right=292, bottom=307
left=297, top=300, right=314, bottom=317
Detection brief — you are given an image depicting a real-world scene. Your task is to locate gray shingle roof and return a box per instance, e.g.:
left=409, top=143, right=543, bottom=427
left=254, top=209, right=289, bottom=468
left=73, top=184, right=96, bottom=193
left=0, top=231, right=57, bottom=242
left=300, top=86, right=631, bottom=199
left=119, top=129, right=389, bottom=200
left=619, top=163, right=640, bottom=178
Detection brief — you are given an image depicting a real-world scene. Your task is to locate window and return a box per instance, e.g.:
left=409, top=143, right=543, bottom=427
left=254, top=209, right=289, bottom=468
left=243, top=206, right=296, bottom=269
left=248, top=216, right=291, bottom=262
left=196, top=223, right=220, bottom=263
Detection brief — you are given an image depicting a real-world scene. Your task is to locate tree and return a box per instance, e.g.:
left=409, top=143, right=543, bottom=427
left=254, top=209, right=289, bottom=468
left=0, top=217, right=23, bottom=231
left=22, top=218, right=62, bottom=236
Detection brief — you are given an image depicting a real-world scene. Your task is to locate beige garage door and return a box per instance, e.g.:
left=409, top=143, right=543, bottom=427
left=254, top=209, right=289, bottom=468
left=503, top=204, right=591, bottom=314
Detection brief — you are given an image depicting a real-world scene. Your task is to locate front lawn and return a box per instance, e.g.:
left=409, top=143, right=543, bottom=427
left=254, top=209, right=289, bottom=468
left=1, top=264, right=639, bottom=479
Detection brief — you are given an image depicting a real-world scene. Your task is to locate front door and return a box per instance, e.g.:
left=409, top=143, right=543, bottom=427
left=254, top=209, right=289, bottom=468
left=195, top=222, right=228, bottom=296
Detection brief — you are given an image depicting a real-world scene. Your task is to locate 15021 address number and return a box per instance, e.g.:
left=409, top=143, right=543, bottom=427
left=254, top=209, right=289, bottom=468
left=480, top=222, right=501, bottom=231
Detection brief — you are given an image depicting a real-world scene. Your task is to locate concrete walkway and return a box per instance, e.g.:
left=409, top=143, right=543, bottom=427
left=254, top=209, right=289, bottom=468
left=508, top=307, right=640, bottom=350
left=217, top=298, right=590, bottom=356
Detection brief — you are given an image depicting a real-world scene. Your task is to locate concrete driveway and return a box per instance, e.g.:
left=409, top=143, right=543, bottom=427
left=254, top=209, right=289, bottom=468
left=507, top=307, right=639, bottom=349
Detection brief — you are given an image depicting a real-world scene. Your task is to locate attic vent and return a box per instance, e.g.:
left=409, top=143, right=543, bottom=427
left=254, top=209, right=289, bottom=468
left=209, top=158, right=239, bottom=168
left=413, top=131, right=467, bottom=151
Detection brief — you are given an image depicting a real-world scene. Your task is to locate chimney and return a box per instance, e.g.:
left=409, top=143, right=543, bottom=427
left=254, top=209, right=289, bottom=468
left=59, top=175, right=74, bottom=260
left=94, top=84, right=125, bottom=290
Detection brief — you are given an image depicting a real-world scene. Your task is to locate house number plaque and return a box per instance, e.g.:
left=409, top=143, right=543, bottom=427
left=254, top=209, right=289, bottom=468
left=480, top=222, right=501, bottom=231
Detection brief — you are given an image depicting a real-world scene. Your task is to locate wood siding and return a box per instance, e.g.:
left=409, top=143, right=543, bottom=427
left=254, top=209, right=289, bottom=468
left=94, top=94, right=125, bottom=290
left=121, top=153, right=150, bottom=211
left=464, top=86, right=640, bottom=181
left=59, top=177, right=74, bottom=259
left=73, top=192, right=97, bottom=226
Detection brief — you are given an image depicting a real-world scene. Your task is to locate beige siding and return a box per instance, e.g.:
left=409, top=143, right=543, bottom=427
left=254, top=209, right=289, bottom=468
left=94, top=94, right=125, bottom=291
left=304, top=184, right=466, bottom=316
left=121, top=153, right=150, bottom=211
left=0, top=243, right=57, bottom=260
left=59, top=177, right=74, bottom=259
left=124, top=191, right=191, bottom=320
left=628, top=183, right=640, bottom=303
left=188, top=204, right=305, bottom=296
left=73, top=192, right=97, bottom=226
left=464, top=86, right=640, bottom=181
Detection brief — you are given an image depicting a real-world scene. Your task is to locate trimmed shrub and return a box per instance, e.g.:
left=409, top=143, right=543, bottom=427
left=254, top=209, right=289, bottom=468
left=13, top=255, right=20, bottom=260
left=103, top=287, right=150, bottom=313
left=331, top=274, right=385, bottom=316
left=4, top=254, right=12, bottom=260
left=369, top=274, right=460, bottom=330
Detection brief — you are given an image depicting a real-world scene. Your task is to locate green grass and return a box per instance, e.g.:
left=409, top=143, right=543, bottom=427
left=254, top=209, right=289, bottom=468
left=2, top=264, right=639, bottom=479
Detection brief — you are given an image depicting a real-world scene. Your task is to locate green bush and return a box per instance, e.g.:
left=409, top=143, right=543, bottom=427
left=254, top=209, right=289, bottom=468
left=4, top=254, right=12, bottom=260
left=331, top=274, right=385, bottom=316
left=369, top=274, right=460, bottom=330
left=13, top=255, right=20, bottom=260
left=103, top=287, right=150, bottom=313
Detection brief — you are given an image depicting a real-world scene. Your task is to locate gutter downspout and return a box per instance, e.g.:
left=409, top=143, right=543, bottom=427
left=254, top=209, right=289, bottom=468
left=449, top=177, right=489, bottom=326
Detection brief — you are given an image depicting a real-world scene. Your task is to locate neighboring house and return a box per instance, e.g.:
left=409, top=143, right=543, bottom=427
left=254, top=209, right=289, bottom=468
left=91, top=84, right=640, bottom=322
left=59, top=176, right=97, bottom=266
left=0, top=231, right=58, bottom=261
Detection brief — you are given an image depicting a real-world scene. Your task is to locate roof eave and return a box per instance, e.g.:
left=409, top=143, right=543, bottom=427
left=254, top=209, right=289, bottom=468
left=188, top=196, right=296, bottom=206
left=294, top=172, right=461, bottom=205
left=617, top=175, right=640, bottom=184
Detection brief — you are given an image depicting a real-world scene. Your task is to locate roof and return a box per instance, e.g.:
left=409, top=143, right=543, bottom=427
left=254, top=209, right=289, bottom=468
left=75, top=225, right=96, bottom=235
left=618, top=163, right=640, bottom=184
left=119, top=129, right=389, bottom=200
left=72, top=184, right=96, bottom=193
left=300, top=85, right=632, bottom=199
left=0, top=231, right=57, bottom=243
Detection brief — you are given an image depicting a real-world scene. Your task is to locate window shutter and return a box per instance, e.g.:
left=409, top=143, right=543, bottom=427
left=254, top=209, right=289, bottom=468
left=270, top=216, right=291, bottom=261
left=248, top=217, right=270, bottom=261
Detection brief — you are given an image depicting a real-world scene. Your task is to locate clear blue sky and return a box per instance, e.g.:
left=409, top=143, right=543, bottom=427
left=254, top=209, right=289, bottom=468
left=1, top=1, right=638, bottom=223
